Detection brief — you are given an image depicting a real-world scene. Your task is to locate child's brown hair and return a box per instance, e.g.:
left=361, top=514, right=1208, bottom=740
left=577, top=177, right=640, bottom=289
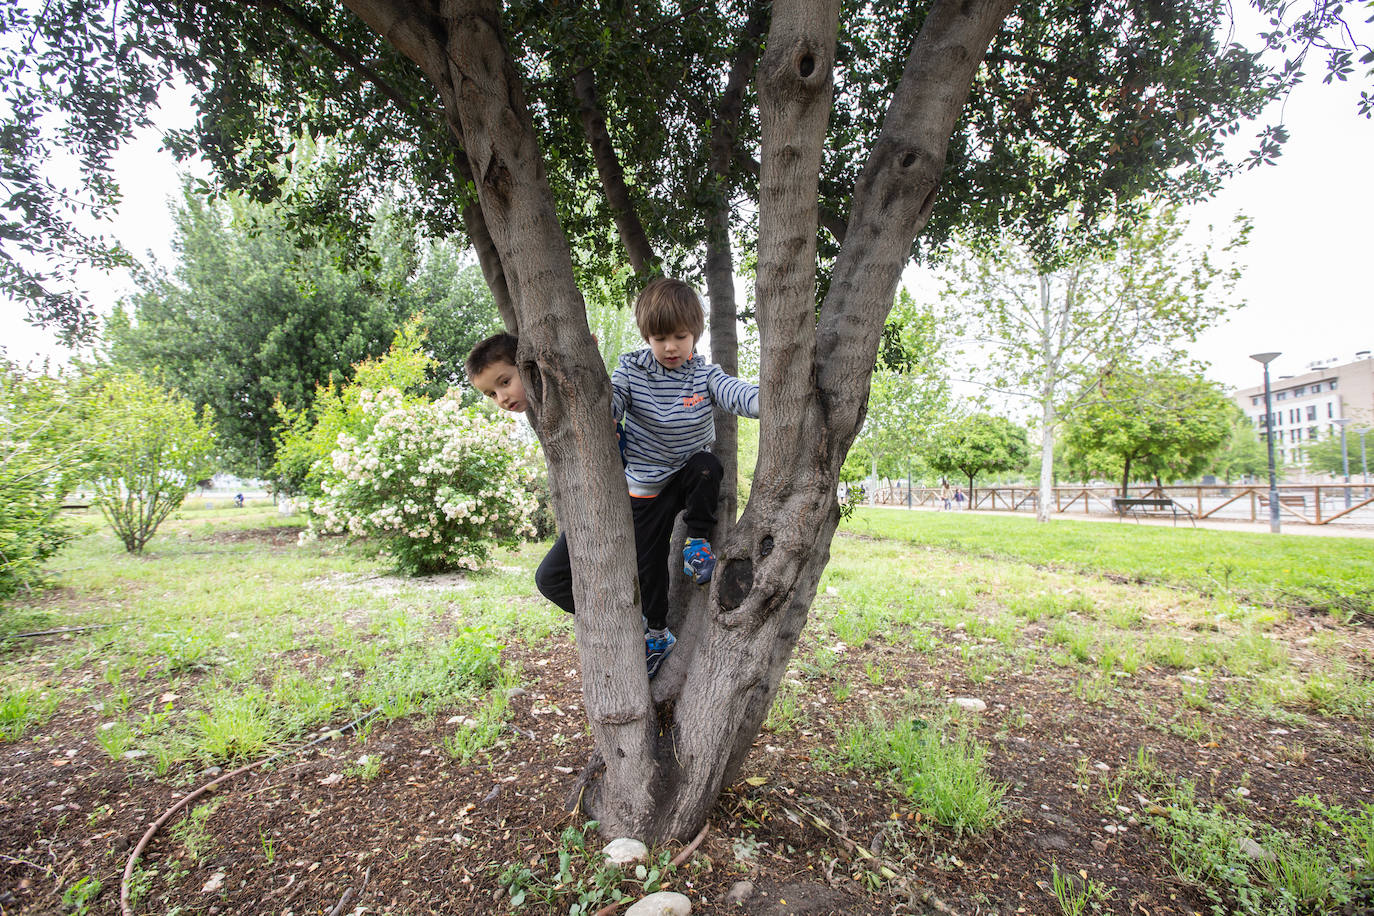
left=464, top=332, right=518, bottom=380
left=634, top=278, right=705, bottom=341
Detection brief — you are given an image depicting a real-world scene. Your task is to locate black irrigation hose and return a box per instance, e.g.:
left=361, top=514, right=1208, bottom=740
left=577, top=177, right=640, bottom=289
left=6, top=625, right=109, bottom=639
left=119, top=707, right=382, bottom=916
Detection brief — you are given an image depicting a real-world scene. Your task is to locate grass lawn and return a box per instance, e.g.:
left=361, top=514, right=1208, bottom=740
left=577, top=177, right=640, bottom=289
left=843, top=507, right=1374, bottom=619
left=0, top=503, right=1370, bottom=915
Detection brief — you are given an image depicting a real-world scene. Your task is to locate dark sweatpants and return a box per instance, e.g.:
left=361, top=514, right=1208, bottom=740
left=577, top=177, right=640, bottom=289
left=535, top=451, right=723, bottom=630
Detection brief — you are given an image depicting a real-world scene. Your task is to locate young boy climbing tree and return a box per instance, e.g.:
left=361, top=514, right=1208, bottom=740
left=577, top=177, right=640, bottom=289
left=465, top=278, right=758, bottom=678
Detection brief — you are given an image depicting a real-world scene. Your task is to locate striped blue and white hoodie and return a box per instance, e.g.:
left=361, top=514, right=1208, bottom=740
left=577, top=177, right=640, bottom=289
left=611, top=348, right=760, bottom=497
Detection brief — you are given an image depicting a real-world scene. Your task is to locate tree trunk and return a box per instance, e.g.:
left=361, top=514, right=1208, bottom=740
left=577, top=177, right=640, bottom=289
left=1122, top=457, right=1132, bottom=497
left=1036, top=274, right=1056, bottom=523
left=341, top=0, right=1011, bottom=843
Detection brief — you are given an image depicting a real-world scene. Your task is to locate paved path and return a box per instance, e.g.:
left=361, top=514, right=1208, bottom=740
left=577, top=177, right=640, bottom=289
left=867, top=503, right=1374, bottom=539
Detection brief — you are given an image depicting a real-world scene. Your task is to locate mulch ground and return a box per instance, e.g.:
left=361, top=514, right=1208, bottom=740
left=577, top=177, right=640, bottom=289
left=2, top=532, right=1372, bottom=915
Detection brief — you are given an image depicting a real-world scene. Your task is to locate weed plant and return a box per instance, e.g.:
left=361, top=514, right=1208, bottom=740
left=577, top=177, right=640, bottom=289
left=835, top=709, right=1005, bottom=835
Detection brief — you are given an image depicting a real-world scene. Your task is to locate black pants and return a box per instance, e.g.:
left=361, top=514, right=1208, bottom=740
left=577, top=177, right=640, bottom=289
left=535, top=452, right=723, bottom=630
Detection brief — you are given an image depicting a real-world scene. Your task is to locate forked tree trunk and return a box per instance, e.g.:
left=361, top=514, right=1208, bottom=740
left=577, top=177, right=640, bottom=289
left=341, top=0, right=1012, bottom=842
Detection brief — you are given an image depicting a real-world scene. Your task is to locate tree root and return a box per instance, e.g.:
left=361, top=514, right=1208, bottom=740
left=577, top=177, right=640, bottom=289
left=669, top=821, right=709, bottom=867
left=119, top=707, right=381, bottom=916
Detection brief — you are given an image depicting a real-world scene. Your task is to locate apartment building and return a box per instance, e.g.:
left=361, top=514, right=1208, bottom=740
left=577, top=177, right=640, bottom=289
left=1232, top=351, right=1374, bottom=466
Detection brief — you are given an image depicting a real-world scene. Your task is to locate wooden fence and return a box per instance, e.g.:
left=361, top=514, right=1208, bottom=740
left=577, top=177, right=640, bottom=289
left=864, top=483, right=1374, bottom=526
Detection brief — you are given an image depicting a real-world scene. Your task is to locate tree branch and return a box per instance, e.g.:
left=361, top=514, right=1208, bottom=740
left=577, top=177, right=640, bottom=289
left=572, top=67, right=657, bottom=274
left=816, top=0, right=1015, bottom=437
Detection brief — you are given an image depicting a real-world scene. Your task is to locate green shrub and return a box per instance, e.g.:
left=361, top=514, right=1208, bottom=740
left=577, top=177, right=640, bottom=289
left=86, top=372, right=217, bottom=553
left=0, top=363, right=89, bottom=600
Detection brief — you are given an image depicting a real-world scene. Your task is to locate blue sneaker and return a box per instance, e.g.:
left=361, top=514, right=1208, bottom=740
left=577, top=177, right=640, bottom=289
left=645, top=630, right=676, bottom=679
left=683, top=537, right=716, bottom=585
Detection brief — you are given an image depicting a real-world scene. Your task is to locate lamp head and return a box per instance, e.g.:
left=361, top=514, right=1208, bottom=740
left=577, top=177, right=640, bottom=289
left=1249, top=352, right=1281, bottom=366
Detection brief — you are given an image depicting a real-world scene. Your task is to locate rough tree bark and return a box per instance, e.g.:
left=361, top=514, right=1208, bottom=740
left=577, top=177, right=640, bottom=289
left=341, top=0, right=1013, bottom=842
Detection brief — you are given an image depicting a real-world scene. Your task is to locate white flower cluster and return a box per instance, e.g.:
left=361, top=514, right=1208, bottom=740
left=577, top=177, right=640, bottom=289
left=305, top=390, right=541, bottom=573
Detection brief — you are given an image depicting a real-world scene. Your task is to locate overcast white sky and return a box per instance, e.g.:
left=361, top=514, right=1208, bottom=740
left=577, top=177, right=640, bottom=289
left=3, top=36, right=1371, bottom=391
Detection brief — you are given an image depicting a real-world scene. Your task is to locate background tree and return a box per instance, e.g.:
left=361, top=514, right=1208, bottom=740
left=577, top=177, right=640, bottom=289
left=842, top=290, right=951, bottom=486
left=1207, top=408, right=1270, bottom=484
left=86, top=373, right=218, bottom=553
left=1062, top=366, right=1233, bottom=494
left=1305, top=429, right=1370, bottom=479
left=945, top=207, right=1247, bottom=522
left=4, top=0, right=1368, bottom=844
left=0, top=363, right=92, bottom=603
left=105, top=186, right=498, bottom=473
left=926, top=413, right=1030, bottom=503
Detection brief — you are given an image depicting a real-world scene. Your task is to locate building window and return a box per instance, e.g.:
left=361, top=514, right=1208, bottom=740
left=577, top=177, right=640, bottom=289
left=1307, top=405, right=1317, bottom=420
left=1309, top=426, right=1319, bottom=440
left=1328, top=402, right=1334, bottom=418
left=1252, top=396, right=1260, bottom=406
left=1277, top=391, right=1288, bottom=400
left=1330, top=380, right=1338, bottom=390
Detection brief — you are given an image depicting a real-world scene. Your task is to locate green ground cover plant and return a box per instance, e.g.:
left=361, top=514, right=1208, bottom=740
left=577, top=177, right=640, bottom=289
left=843, top=508, right=1374, bottom=619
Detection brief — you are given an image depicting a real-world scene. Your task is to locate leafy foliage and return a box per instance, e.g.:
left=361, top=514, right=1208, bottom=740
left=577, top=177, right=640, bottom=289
left=270, top=318, right=436, bottom=498
left=104, top=182, right=498, bottom=473
left=3, top=0, right=1365, bottom=335
left=304, top=390, right=540, bottom=575
left=1062, top=366, right=1234, bottom=492
left=926, top=413, right=1031, bottom=495
left=1207, top=409, right=1270, bottom=483
left=86, top=373, right=218, bottom=553
left=0, top=363, right=91, bottom=601
left=1303, top=425, right=1368, bottom=478
left=843, top=290, right=952, bottom=482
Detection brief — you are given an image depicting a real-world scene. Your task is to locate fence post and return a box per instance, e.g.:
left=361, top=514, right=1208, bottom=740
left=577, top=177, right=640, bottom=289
left=1315, top=486, right=1322, bottom=525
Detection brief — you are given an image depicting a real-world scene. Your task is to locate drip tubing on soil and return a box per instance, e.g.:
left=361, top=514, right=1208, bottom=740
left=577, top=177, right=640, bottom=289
left=119, top=707, right=382, bottom=916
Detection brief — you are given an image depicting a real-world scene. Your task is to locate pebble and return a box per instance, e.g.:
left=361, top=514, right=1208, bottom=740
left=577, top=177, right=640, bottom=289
left=505, top=687, right=528, bottom=699
left=1236, top=836, right=1275, bottom=861
left=202, top=872, right=226, bottom=893
left=625, top=891, right=691, bottom=915
left=950, top=697, right=986, bottom=712
left=602, top=838, right=649, bottom=866
left=122, top=750, right=148, bottom=760
left=725, top=881, right=755, bottom=906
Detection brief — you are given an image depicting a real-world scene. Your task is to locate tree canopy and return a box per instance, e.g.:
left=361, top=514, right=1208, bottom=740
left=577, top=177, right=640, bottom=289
left=7, top=0, right=1367, bottom=339
left=943, top=205, right=1246, bottom=520
left=926, top=412, right=1030, bottom=497
left=1062, top=365, right=1233, bottom=493
left=104, top=184, right=499, bottom=472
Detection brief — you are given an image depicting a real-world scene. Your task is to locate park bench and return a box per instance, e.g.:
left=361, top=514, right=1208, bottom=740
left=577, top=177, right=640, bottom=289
left=1257, top=494, right=1306, bottom=509
left=1111, top=496, right=1195, bottom=527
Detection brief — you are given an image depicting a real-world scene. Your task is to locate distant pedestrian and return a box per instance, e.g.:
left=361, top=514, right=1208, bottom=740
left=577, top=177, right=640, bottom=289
left=953, top=488, right=965, bottom=510
left=940, top=481, right=952, bottom=511
left=233, top=493, right=244, bottom=508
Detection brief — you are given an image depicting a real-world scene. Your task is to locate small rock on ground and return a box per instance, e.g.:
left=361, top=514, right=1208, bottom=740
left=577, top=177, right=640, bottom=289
left=602, top=837, right=649, bottom=866
left=1236, top=836, right=1276, bottom=861
left=725, top=881, right=755, bottom=906
left=950, top=696, right=987, bottom=712
left=625, top=891, right=691, bottom=915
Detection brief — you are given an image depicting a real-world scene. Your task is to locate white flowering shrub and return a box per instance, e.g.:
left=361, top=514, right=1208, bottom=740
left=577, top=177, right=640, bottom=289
left=306, top=389, right=540, bottom=574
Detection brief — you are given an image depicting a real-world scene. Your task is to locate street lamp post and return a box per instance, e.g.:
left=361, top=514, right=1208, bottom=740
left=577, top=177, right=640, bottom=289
left=1334, top=418, right=1352, bottom=509
left=1250, top=352, right=1282, bottom=533
left=1359, top=428, right=1369, bottom=483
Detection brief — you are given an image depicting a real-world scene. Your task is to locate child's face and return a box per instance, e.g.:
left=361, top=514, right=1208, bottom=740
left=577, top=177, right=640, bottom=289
left=646, top=328, right=695, bottom=370
left=470, top=359, right=528, bottom=413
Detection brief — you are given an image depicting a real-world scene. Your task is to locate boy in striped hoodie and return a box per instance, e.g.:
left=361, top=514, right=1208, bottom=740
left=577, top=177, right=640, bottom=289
left=468, top=279, right=758, bottom=678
